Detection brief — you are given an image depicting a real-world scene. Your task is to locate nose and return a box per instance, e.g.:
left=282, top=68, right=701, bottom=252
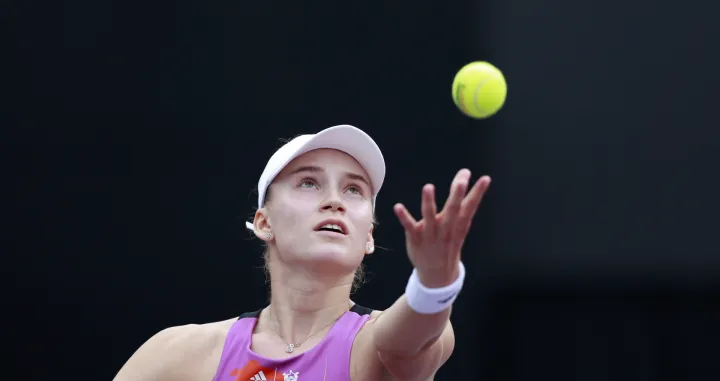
left=320, top=190, right=346, bottom=213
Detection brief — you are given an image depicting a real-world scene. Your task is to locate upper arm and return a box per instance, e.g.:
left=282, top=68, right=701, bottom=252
left=376, top=320, right=456, bottom=381
left=113, top=324, right=219, bottom=381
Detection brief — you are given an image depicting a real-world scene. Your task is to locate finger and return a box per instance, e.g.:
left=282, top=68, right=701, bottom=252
left=420, top=184, right=437, bottom=236
left=455, top=175, right=491, bottom=237
left=393, top=203, right=418, bottom=235
left=461, top=175, right=491, bottom=219
left=441, top=169, right=471, bottom=235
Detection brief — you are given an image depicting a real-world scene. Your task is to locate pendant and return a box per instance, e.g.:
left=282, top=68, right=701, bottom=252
left=285, top=343, right=295, bottom=353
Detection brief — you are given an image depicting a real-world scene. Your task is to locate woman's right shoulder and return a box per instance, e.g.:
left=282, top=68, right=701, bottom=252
left=113, top=317, right=238, bottom=381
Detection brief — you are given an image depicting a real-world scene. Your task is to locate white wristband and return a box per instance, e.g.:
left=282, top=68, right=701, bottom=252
left=405, top=262, right=466, bottom=314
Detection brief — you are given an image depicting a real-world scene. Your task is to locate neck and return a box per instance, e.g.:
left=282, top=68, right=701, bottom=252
left=266, top=259, right=354, bottom=345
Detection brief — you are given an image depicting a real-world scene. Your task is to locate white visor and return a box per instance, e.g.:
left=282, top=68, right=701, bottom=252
left=245, top=124, right=385, bottom=230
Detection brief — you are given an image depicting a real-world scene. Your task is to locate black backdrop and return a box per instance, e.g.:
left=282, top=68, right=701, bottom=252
left=8, top=0, right=720, bottom=380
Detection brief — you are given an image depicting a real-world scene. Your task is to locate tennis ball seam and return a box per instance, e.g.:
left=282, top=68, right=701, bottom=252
left=454, top=83, right=468, bottom=115
left=472, top=77, right=491, bottom=115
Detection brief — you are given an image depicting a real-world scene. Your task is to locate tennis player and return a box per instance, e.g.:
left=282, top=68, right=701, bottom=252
left=113, top=124, right=491, bottom=381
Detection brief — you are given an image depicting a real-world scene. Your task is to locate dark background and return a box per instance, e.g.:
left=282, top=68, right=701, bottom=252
left=7, top=0, right=720, bottom=380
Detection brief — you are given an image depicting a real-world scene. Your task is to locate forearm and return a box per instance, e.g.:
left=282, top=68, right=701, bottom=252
left=372, top=264, right=461, bottom=357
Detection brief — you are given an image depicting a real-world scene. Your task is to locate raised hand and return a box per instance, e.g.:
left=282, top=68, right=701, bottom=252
left=393, top=169, right=491, bottom=287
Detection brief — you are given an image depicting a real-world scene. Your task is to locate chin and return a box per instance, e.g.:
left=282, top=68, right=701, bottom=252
left=300, top=243, right=363, bottom=273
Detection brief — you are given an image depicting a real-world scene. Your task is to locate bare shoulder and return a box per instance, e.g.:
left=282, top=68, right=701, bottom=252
left=113, top=317, right=237, bottom=381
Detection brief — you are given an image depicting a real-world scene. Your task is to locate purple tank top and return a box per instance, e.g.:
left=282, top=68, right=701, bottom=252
left=211, top=304, right=372, bottom=381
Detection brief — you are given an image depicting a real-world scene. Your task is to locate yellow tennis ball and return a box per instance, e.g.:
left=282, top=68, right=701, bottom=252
left=452, top=61, right=507, bottom=119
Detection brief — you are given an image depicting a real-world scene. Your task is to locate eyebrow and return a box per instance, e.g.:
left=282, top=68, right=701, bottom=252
left=290, top=165, right=371, bottom=188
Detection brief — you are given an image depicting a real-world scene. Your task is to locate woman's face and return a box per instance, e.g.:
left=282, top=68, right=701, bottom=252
left=259, top=148, right=375, bottom=275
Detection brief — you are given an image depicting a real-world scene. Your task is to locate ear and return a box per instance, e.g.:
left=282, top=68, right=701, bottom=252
left=365, top=223, right=375, bottom=255
left=253, top=208, right=273, bottom=242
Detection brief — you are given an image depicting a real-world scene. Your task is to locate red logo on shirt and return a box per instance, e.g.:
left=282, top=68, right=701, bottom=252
left=230, top=360, right=279, bottom=381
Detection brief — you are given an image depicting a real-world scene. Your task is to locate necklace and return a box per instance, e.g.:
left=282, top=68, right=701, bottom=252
left=269, top=304, right=350, bottom=353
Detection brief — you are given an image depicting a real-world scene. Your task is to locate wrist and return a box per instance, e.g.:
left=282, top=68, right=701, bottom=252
left=405, top=261, right=466, bottom=314
left=416, top=263, right=461, bottom=288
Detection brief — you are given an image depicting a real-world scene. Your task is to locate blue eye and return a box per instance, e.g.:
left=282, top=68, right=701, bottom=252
left=346, top=185, right=362, bottom=195
left=299, top=179, right=318, bottom=189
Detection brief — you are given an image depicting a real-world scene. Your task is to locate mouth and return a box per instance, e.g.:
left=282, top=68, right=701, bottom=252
left=314, top=219, right=348, bottom=235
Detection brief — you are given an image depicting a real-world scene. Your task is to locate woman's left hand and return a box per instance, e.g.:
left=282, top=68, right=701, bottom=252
left=393, top=169, right=491, bottom=288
